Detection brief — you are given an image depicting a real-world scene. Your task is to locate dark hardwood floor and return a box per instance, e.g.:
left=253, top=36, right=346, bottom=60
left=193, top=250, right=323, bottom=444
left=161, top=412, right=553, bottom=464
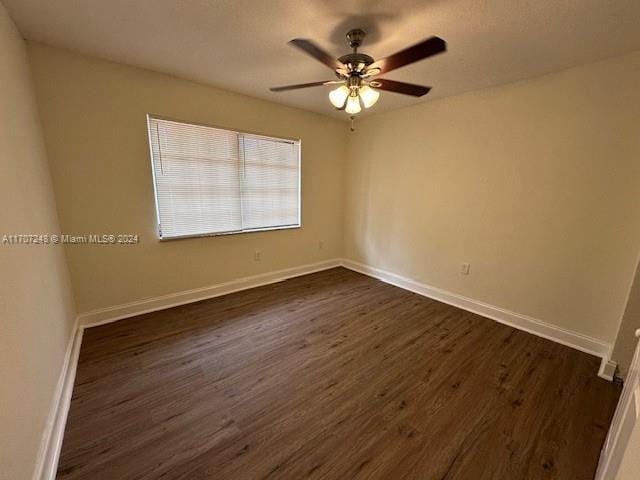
left=57, top=267, right=620, bottom=480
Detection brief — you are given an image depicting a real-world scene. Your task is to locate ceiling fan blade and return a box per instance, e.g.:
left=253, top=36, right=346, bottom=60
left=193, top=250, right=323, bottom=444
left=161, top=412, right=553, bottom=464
left=289, top=38, right=344, bottom=71
left=374, top=79, right=432, bottom=97
left=270, top=81, right=333, bottom=92
left=370, top=36, right=446, bottom=75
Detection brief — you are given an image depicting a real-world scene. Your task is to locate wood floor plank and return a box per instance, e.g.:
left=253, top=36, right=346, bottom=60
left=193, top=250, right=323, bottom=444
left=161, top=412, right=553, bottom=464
left=57, top=268, right=620, bottom=479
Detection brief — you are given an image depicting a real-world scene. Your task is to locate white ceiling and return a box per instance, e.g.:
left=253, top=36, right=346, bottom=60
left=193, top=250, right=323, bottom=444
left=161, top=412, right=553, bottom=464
left=5, top=0, right=640, bottom=120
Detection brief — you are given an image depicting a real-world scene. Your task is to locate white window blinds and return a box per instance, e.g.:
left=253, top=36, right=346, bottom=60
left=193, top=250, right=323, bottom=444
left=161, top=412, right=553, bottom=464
left=147, top=116, right=300, bottom=239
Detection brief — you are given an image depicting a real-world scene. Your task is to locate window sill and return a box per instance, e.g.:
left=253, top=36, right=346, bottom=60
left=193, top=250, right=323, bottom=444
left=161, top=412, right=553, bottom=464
left=158, top=224, right=301, bottom=241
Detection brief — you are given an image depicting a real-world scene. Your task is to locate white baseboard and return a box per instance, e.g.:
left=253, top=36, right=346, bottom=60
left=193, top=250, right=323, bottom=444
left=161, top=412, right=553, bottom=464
left=598, top=358, right=618, bottom=382
left=340, top=258, right=613, bottom=371
left=77, top=257, right=614, bottom=369
left=78, top=259, right=341, bottom=328
left=32, top=320, right=84, bottom=480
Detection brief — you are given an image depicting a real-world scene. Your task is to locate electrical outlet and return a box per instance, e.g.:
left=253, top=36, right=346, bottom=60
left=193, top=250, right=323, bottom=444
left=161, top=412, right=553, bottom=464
left=460, top=263, right=470, bottom=275
left=254, top=250, right=261, bottom=261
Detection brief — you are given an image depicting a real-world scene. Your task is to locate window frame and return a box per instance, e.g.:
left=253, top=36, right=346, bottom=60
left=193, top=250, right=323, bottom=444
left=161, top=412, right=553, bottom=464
left=146, top=114, right=302, bottom=241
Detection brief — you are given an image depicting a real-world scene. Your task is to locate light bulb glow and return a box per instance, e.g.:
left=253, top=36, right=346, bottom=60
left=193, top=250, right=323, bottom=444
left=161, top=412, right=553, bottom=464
left=345, top=94, right=362, bottom=114
left=329, top=85, right=349, bottom=108
left=359, top=85, right=380, bottom=108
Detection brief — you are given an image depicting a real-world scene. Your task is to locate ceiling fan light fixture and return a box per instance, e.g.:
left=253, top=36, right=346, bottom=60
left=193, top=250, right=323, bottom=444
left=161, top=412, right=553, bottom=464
left=359, top=85, right=380, bottom=108
left=329, top=85, right=349, bottom=108
left=345, top=93, right=362, bottom=115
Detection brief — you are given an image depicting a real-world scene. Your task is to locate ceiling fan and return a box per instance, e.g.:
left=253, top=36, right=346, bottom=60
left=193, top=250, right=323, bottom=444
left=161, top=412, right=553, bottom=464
left=270, top=29, right=447, bottom=115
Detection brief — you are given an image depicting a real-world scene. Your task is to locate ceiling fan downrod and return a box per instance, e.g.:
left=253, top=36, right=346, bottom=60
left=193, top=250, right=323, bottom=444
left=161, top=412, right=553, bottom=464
left=338, top=29, right=375, bottom=72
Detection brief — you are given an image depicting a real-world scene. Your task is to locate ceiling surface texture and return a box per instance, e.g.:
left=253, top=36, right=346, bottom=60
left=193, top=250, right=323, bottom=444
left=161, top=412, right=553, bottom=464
left=5, top=0, right=640, bottom=119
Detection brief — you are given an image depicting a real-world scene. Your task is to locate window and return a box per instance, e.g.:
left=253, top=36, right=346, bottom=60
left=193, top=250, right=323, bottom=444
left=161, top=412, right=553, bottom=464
left=147, top=116, right=301, bottom=239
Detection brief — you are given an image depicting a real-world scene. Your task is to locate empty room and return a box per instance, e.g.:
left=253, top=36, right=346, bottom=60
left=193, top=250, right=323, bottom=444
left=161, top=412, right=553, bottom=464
left=2, top=1, right=640, bottom=479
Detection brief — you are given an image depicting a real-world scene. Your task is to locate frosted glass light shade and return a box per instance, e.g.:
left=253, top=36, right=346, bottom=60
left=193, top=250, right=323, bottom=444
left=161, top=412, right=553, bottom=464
left=329, top=86, right=349, bottom=108
left=359, top=85, right=380, bottom=108
left=345, top=94, right=362, bottom=114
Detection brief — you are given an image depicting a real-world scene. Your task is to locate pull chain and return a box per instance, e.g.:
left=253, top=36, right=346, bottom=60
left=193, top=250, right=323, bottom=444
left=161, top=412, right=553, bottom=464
left=350, top=115, right=356, bottom=132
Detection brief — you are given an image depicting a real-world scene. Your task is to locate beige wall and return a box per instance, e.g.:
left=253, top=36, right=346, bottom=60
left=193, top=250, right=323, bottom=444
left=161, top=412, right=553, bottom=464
left=27, top=43, right=347, bottom=314
left=344, top=51, right=640, bottom=345
left=0, top=5, right=76, bottom=480
left=612, top=258, right=640, bottom=377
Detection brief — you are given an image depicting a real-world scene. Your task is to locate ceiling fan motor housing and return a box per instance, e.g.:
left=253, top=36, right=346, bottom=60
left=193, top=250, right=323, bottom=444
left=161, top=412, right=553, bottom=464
left=338, top=52, right=375, bottom=71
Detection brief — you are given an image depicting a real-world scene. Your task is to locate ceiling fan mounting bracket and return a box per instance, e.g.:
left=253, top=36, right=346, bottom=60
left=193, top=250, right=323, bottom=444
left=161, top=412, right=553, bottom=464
left=346, top=28, right=366, bottom=51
